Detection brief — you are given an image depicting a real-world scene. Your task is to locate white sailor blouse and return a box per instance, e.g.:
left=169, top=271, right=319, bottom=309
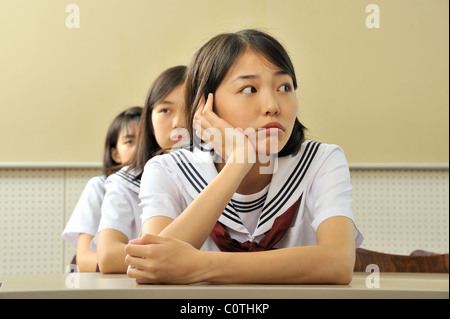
left=62, top=175, right=106, bottom=246
left=139, top=141, right=364, bottom=252
left=90, top=167, right=142, bottom=252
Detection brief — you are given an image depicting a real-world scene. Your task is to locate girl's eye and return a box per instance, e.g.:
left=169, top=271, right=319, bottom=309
left=161, top=108, right=171, bottom=114
left=279, top=84, right=292, bottom=92
left=241, top=86, right=257, bottom=94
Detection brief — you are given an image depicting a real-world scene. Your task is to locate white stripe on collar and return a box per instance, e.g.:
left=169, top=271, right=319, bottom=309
left=169, top=149, right=247, bottom=232
left=254, top=141, right=321, bottom=236
left=166, top=141, right=322, bottom=236
left=109, top=166, right=141, bottom=194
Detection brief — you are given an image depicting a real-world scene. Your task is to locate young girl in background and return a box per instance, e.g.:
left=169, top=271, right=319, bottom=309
left=61, top=106, right=142, bottom=272
left=94, top=65, right=187, bottom=274
left=126, top=29, right=363, bottom=284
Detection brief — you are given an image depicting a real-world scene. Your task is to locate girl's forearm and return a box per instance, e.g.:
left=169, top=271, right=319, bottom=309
left=97, top=230, right=129, bottom=274
left=76, top=249, right=97, bottom=272
left=199, top=217, right=356, bottom=284
left=159, top=160, right=252, bottom=249
left=76, top=234, right=98, bottom=272
left=200, top=244, right=354, bottom=284
left=97, top=242, right=128, bottom=274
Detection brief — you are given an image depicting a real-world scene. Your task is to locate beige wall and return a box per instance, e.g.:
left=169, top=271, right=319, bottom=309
left=0, top=0, right=448, bottom=164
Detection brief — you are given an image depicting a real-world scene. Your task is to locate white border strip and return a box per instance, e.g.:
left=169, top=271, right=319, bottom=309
left=0, top=162, right=448, bottom=170
left=349, top=163, right=449, bottom=170
left=0, top=162, right=103, bottom=169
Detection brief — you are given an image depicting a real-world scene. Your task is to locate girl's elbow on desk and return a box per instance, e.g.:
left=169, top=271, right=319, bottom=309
left=97, top=249, right=128, bottom=274
left=75, top=253, right=97, bottom=273
left=323, top=249, right=355, bottom=285
left=96, top=230, right=129, bottom=274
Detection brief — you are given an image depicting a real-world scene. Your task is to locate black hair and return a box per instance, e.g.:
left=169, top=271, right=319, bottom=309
left=185, top=29, right=305, bottom=157
left=103, top=106, right=142, bottom=176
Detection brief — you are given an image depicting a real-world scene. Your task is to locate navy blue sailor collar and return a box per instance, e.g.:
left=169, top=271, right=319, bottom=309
left=108, top=166, right=141, bottom=194
left=167, top=141, right=322, bottom=237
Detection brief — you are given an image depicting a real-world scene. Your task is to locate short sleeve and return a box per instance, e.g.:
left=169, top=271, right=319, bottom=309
left=91, top=181, right=137, bottom=251
left=308, top=146, right=364, bottom=247
left=139, top=161, right=187, bottom=225
left=61, top=176, right=105, bottom=246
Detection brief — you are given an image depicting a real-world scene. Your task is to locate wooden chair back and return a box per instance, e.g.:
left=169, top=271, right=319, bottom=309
left=354, top=248, right=449, bottom=273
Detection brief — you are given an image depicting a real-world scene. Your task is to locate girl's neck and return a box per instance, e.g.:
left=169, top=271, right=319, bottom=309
left=215, top=158, right=274, bottom=195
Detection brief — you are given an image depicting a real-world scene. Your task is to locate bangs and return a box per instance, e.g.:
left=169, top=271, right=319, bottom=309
left=120, top=117, right=139, bottom=137
left=237, top=30, right=297, bottom=90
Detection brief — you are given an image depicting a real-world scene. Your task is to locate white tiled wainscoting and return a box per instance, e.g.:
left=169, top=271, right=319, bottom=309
left=0, top=166, right=448, bottom=275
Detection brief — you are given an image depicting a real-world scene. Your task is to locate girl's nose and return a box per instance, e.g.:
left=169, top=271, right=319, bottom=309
left=262, top=92, right=280, bottom=116
left=172, top=111, right=186, bottom=128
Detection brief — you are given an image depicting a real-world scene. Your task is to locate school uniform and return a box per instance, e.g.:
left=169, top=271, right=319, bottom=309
left=61, top=176, right=106, bottom=246
left=139, top=140, right=363, bottom=252
left=90, top=166, right=142, bottom=252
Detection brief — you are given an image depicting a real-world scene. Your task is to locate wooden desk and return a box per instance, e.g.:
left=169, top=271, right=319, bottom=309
left=0, top=272, right=448, bottom=299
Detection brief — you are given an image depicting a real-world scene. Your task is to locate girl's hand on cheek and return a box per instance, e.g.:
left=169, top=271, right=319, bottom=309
left=193, top=93, right=256, bottom=164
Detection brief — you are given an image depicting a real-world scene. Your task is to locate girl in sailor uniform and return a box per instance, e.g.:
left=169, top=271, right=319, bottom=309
left=94, top=65, right=188, bottom=274
left=61, top=106, right=142, bottom=272
left=125, top=29, right=363, bottom=284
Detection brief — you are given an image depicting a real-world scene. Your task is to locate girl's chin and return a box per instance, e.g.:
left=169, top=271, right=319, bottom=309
left=255, top=136, right=284, bottom=155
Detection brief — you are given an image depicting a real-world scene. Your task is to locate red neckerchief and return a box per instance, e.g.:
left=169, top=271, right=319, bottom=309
left=210, top=194, right=302, bottom=252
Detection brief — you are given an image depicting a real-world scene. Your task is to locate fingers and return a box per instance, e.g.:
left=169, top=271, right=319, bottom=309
left=194, top=93, right=215, bottom=123
left=193, top=93, right=249, bottom=162
left=125, top=235, right=163, bottom=283
left=125, top=254, right=147, bottom=269
left=193, top=94, right=206, bottom=121
left=194, top=94, right=216, bottom=145
left=127, top=265, right=156, bottom=284
left=203, top=93, right=214, bottom=114
left=194, top=93, right=231, bottom=134
left=128, top=233, right=164, bottom=245
left=201, top=93, right=221, bottom=125
left=125, top=242, right=147, bottom=259
left=125, top=234, right=165, bottom=260
left=125, top=236, right=163, bottom=282
left=193, top=94, right=207, bottom=138
left=125, top=234, right=201, bottom=284
left=125, top=235, right=176, bottom=284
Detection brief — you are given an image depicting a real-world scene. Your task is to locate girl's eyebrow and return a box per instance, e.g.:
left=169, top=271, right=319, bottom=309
left=122, top=133, right=136, bottom=139
left=153, top=100, right=173, bottom=109
left=159, top=100, right=173, bottom=105
left=232, top=74, right=259, bottom=82
left=157, top=100, right=176, bottom=107
left=274, top=70, right=290, bottom=77
left=231, top=70, right=290, bottom=83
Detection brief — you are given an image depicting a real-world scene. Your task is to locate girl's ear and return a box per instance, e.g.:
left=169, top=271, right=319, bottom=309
left=111, top=147, right=122, bottom=164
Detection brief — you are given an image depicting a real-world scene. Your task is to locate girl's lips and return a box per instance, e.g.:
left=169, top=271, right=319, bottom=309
left=264, top=127, right=283, bottom=133
left=259, top=122, right=284, bottom=133
left=170, top=128, right=188, bottom=143
left=170, top=134, right=183, bottom=142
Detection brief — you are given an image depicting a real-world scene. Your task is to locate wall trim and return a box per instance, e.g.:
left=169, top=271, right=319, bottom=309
left=349, top=163, right=449, bottom=170
left=0, top=162, right=448, bottom=170
left=0, top=163, right=103, bottom=169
